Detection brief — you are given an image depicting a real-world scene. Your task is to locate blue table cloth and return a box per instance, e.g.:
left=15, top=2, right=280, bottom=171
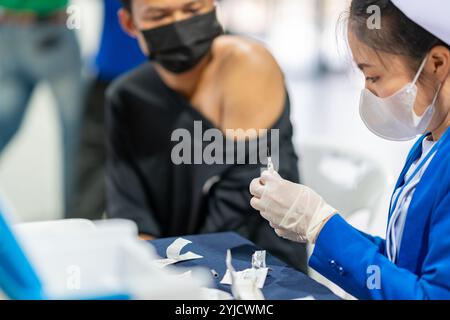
left=149, top=232, right=339, bottom=300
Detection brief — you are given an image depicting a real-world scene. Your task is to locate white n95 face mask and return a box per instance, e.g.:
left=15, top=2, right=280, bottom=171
left=359, top=56, right=441, bottom=141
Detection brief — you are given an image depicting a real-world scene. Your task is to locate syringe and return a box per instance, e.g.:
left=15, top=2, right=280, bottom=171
left=267, top=148, right=274, bottom=172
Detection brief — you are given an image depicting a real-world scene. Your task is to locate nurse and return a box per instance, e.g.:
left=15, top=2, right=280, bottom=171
left=250, top=0, right=450, bottom=299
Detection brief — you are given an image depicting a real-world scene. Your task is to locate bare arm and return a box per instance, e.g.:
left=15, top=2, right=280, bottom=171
left=220, top=40, right=286, bottom=137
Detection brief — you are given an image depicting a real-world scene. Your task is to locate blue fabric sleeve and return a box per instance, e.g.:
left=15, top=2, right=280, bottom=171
left=357, top=230, right=386, bottom=255
left=309, top=207, right=450, bottom=300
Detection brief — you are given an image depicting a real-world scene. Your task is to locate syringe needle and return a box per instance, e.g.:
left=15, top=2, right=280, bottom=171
left=267, top=148, right=274, bottom=172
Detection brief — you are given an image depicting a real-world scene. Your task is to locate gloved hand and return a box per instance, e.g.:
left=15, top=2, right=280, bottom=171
left=249, top=170, right=337, bottom=243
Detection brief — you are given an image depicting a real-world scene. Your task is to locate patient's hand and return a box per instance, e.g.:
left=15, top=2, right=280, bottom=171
left=139, top=234, right=156, bottom=241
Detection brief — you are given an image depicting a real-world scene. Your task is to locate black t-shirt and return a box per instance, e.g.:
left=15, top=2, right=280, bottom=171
left=105, top=62, right=307, bottom=271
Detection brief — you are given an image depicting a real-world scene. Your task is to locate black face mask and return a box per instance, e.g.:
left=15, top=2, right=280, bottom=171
left=141, top=9, right=223, bottom=74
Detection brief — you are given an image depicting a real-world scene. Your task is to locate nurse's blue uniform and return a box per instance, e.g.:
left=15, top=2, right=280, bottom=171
left=309, top=129, right=450, bottom=299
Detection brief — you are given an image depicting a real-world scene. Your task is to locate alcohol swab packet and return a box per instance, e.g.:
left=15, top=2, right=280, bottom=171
left=221, top=250, right=268, bottom=290
left=252, top=250, right=267, bottom=269
left=154, top=237, right=203, bottom=268
left=200, top=288, right=233, bottom=300
left=222, top=250, right=265, bottom=300
left=220, top=268, right=268, bottom=289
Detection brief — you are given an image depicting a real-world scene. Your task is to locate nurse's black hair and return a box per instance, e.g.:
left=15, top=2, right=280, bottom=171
left=349, top=0, right=449, bottom=70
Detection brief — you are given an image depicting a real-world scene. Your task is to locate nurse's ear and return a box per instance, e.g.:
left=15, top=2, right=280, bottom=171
left=428, top=46, right=450, bottom=82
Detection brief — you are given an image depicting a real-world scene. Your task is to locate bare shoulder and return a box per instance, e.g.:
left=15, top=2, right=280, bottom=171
left=212, top=35, right=286, bottom=132
left=212, top=35, right=283, bottom=78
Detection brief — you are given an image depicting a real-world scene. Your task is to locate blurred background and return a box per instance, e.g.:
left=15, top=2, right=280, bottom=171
left=0, top=0, right=415, bottom=238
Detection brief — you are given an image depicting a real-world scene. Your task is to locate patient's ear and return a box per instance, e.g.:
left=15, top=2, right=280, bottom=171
left=118, top=8, right=138, bottom=38
left=118, top=8, right=149, bottom=56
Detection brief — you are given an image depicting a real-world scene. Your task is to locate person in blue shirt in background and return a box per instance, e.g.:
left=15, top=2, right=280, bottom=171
left=0, top=1, right=82, bottom=217
left=68, top=0, right=146, bottom=219
left=250, top=0, right=450, bottom=299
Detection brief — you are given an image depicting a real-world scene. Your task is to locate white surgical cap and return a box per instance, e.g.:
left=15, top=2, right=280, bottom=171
left=391, top=0, right=450, bottom=46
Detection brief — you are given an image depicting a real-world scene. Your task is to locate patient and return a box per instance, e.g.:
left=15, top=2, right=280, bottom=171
left=106, top=0, right=306, bottom=271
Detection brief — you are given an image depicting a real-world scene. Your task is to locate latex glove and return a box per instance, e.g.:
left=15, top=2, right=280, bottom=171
left=250, top=170, right=337, bottom=243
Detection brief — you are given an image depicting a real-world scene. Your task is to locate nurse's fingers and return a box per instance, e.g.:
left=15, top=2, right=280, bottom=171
left=269, top=221, right=278, bottom=229
left=260, top=209, right=277, bottom=224
left=260, top=170, right=282, bottom=185
left=260, top=171, right=270, bottom=184
left=250, top=196, right=265, bottom=212
left=274, top=228, right=285, bottom=238
left=249, top=178, right=264, bottom=197
left=270, top=222, right=287, bottom=233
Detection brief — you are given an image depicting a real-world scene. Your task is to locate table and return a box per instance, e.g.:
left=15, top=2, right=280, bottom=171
left=150, top=232, right=339, bottom=300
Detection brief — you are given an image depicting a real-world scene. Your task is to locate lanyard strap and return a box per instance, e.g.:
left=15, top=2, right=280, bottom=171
left=389, top=139, right=440, bottom=217
left=387, top=129, right=450, bottom=262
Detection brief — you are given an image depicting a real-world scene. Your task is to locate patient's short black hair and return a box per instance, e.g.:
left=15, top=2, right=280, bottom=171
left=120, top=0, right=132, bottom=11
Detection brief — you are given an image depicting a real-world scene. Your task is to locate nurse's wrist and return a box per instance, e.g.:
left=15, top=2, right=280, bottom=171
left=309, top=212, right=338, bottom=244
